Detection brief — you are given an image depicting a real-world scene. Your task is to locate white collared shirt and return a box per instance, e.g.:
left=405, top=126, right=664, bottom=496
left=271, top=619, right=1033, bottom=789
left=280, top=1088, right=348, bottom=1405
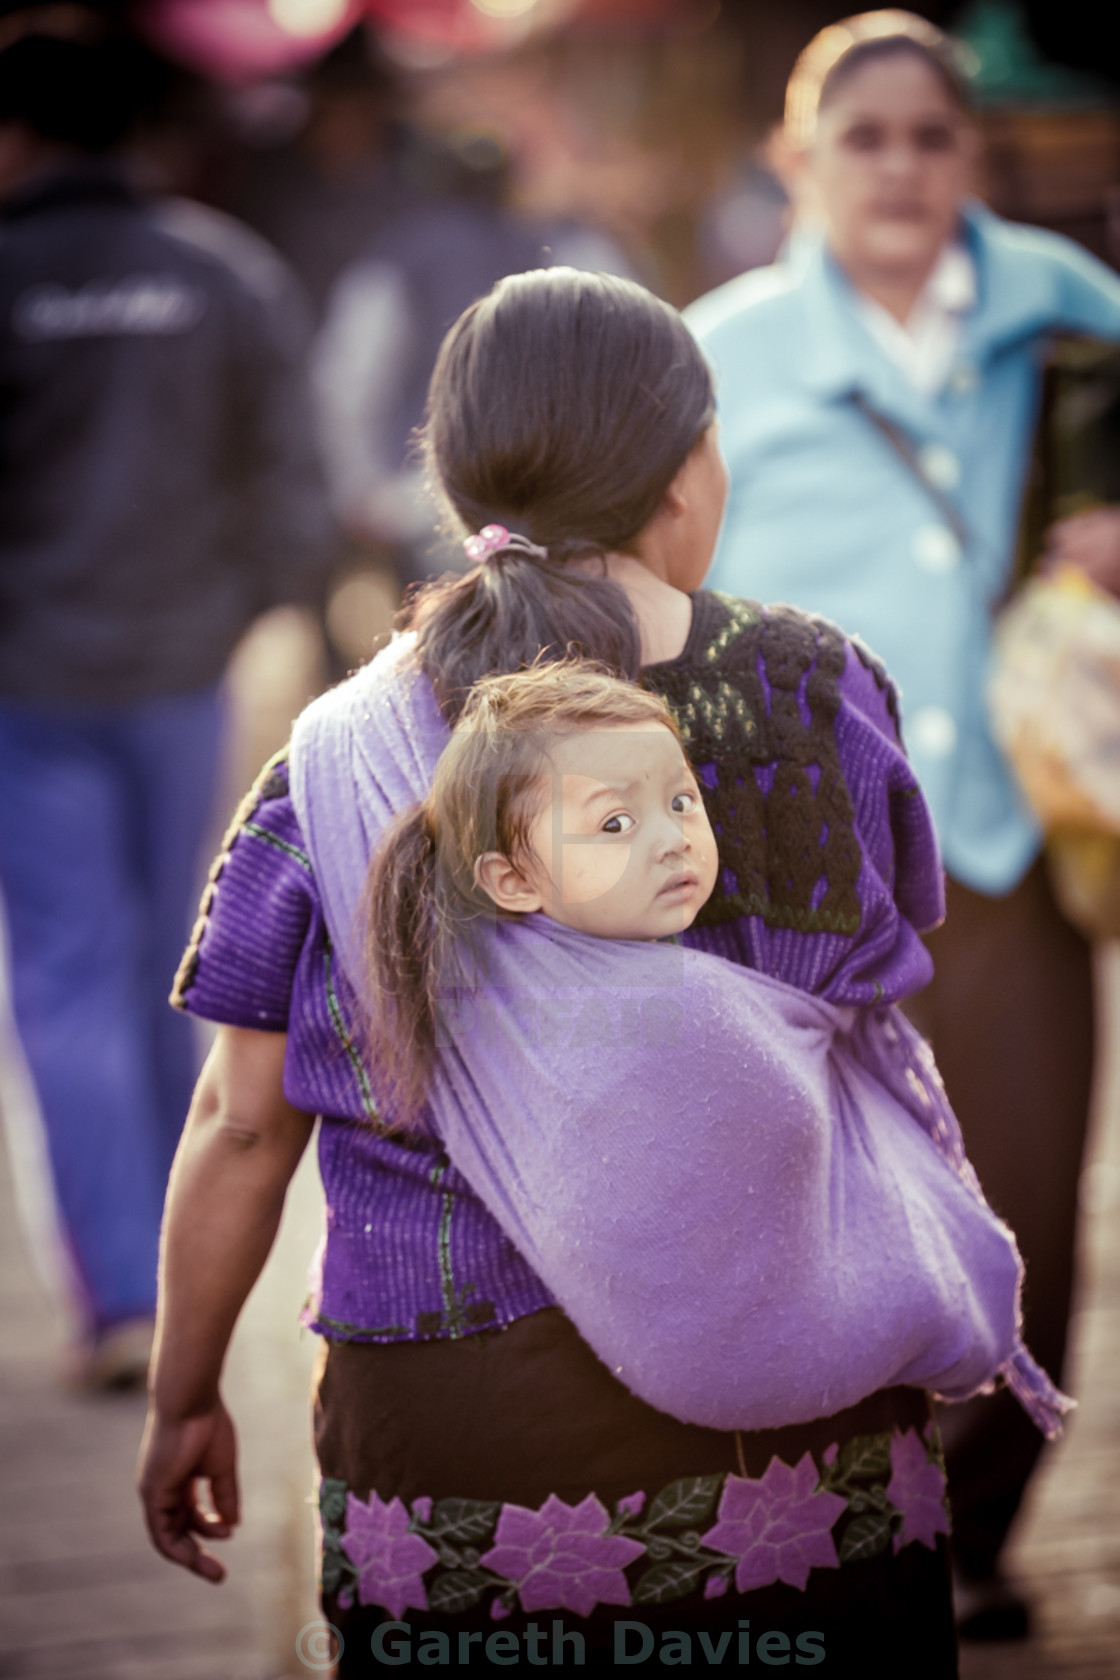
left=854, top=244, right=977, bottom=396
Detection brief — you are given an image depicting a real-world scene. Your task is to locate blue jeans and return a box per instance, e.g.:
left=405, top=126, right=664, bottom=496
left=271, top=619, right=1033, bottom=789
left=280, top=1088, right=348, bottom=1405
left=0, top=688, right=224, bottom=1332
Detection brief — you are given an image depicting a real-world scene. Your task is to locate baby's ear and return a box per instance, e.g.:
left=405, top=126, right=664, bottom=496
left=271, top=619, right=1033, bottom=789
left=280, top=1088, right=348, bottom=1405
left=474, top=852, right=543, bottom=914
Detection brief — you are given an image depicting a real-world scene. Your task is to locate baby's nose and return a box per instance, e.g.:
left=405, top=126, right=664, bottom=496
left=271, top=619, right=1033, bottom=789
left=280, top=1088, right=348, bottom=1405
left=654, top=816, right=688, bottom=858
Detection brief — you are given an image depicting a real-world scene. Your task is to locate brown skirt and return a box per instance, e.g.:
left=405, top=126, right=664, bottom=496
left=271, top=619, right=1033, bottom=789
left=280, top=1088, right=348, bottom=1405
left=313, top=1308, right=958, bottom=1676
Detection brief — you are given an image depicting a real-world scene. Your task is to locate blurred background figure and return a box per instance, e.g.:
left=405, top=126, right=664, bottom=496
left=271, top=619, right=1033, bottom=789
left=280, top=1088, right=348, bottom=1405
left=685, top=7, right=1120, bottom=1645
left=696, top=147, right=788, bottom=287
left=0, top=2, right=331, bottom=1388
left=220, top=28, right=416, bottom=322
left=311, top=122, right=632, bottom=644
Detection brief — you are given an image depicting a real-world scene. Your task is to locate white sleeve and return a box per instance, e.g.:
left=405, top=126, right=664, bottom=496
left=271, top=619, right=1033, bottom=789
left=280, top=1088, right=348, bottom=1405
left=311, top=260, right=432, bottom=543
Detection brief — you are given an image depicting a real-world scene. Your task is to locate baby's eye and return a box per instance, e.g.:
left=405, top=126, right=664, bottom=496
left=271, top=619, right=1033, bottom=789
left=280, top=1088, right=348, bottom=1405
left=672, top=791, right=698, bottom=814
left=602, top=813, right=635, bottom=834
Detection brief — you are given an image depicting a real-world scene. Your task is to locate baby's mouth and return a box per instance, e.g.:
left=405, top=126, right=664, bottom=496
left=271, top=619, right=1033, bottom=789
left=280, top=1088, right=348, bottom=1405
left=657, top=870, right=698, bottom=899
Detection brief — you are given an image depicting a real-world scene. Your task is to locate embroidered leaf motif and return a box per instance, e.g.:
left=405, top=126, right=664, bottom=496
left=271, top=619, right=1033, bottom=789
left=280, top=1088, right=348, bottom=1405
left=433, top=1538, right=485, bottom=1571
left=427, top=1569, right=493, bottom=1614
left=424, top=1498, right=502, bottom=1545
left=319, top=1477, right=348, bottom=1531
left=632, top=1560, right=708, bottom=1603
left=837, top=1433, right=892, bottom=1483
left=321, top=1537, right=346, bottom=1596
left=645, top=1476, right=722, bottom=1531
left=838, top=1512, right=894, bottom=1563
left=924, top=1422, right=948, bottom=1477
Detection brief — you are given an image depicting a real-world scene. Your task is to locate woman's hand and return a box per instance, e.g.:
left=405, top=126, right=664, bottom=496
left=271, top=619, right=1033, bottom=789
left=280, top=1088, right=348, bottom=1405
left=138, top=1401, right=240, bottom=1583
left=136, top=1026, right=314, bottom=1578
left=1044, top=508, right=1120, bottom=597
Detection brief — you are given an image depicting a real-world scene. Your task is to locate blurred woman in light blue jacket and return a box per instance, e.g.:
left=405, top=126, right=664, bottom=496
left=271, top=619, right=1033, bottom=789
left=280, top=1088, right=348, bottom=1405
left=686, top=8, right=1120, bottom=1644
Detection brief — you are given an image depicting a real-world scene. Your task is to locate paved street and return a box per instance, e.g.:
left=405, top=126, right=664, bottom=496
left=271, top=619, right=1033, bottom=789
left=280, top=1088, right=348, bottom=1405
left=957, top=949, right=1120, bottom=1680
left=0, top=613, right=1117, bottom=1679
left=0, top=1134, right=321, bottom=1680
left=0, top=611, right=326, bottom=1680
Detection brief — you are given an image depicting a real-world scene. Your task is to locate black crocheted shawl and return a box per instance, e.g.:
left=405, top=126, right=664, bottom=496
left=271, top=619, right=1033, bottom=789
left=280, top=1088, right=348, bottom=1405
left=642, top=590, right=900, bottom=938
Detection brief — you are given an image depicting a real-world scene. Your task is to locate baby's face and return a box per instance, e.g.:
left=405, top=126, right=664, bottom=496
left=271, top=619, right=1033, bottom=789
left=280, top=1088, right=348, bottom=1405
left=521, top=723, right=719, bottom=941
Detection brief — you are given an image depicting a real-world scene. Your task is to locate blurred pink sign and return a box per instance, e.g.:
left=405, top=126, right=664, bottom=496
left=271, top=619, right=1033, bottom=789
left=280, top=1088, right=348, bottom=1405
left=140, top=0, right=365, bottom=82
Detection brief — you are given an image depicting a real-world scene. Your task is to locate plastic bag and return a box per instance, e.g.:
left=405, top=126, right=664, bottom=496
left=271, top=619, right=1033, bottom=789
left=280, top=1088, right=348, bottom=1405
left=990, top=564, right=1120, bottom=937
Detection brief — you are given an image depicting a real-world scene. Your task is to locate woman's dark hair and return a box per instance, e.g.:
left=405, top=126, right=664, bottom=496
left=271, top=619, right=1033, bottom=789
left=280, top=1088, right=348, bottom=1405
left=784, top=10, right=972, bottom=147
left=404, top=267, right=715, bottom=721
left=365, top=661, right=681, bottom=1123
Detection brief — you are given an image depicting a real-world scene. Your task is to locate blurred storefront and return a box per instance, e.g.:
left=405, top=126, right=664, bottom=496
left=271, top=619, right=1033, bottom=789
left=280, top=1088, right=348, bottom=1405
left=126, top=0, right=1120, bottom=315
left=958, top=0, right=1120, bottom=264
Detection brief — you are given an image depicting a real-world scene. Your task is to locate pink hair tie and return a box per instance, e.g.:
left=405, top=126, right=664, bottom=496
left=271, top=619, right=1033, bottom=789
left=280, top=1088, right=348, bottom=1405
left=463, top=523, right=510, bottom=563
left=463, top=525, right=548, bottom=565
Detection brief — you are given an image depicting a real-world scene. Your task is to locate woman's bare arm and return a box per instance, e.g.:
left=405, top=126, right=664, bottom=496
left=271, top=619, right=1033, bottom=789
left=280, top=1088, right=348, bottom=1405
left=137, top=1025, right=314, bottom=1582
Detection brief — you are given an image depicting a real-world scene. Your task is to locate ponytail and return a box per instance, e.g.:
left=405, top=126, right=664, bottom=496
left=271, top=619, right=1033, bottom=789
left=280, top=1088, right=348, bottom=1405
left=407, top=547, right=641, bottom=723
left=364, top=800, right=445, bottom=1123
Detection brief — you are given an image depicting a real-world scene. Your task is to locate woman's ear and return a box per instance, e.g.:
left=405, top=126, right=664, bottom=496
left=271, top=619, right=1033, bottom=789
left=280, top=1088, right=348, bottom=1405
left=660, top=420, right=722, bottom=524
left=474, top=852, right=544, bottom=914
left=661, top=429, right=708, bottom=523
left=767, top=123, right=809, bottom=207
left=660, top=465, right=689, bottom=522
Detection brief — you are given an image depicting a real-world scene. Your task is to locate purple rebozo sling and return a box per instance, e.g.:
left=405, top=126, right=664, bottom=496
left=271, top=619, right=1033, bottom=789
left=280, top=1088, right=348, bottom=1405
left=290, top=632, right=1070, bottom=1438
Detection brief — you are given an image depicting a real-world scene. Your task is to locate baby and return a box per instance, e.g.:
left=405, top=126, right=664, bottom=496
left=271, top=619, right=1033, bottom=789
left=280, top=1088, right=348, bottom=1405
left=365, top=661, right=719, bottom=1119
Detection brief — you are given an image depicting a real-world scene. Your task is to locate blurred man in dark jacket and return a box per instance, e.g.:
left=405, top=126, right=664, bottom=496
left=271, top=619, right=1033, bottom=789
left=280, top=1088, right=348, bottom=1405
left=0, top=9, right=332, bottom=1384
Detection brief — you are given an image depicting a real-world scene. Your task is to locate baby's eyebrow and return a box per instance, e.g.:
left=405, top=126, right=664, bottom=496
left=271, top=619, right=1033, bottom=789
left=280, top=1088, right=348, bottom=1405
left=579, top=778, right=638, bottom=807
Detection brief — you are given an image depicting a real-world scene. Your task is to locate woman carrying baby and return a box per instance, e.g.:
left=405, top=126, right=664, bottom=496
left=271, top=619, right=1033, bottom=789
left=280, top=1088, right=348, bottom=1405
left=140, top=268, right=1057, bottom=1675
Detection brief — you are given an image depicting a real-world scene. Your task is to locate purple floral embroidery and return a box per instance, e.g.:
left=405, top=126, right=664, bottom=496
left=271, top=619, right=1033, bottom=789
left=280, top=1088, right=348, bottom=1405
left=701, top=1453, right=846, bottom=1594
left=481, top=1493, right=646, bottom=1615
left=341, top=1491, right=440, bottom=1617
left=887, top=1429, right=950, bottom=1555
left=323, top=1427, right=932, bottom=1620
